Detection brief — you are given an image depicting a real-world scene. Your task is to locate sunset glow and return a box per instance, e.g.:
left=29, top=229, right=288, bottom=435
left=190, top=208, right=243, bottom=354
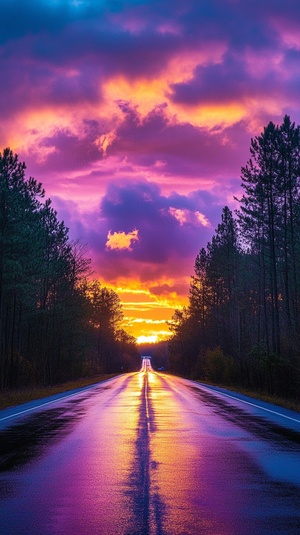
left=136, top=335, right=158, bottom=345
left=2, top=1, right=300, bottom=341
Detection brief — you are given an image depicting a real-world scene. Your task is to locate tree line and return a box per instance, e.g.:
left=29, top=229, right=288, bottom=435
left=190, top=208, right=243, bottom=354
left=0, top=148, right=138, bottom=390
left=168, top=116, right=300, bottom=401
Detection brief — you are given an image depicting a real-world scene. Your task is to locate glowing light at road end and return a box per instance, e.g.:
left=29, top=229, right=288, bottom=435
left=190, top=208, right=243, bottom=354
left=140, top=357, right=153, bottom=373
left=136, top=335, right=158, bottom=344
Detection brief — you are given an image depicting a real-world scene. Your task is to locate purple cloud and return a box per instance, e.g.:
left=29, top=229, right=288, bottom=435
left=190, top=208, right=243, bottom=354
left=2, top=0, right=299, bottom=121
left=74, top=180, right=219, bottom=281
left=106, top=103, right=250, bottom=179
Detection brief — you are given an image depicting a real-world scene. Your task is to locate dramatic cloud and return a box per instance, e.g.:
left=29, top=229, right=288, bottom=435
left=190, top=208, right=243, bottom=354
left=56, top=179, right=219, bottom=290
left=2, top=0, right=300, bottom=339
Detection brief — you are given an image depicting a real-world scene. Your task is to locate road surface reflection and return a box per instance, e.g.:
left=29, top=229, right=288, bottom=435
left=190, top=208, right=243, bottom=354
left=0, top=360, right=299, bottom=534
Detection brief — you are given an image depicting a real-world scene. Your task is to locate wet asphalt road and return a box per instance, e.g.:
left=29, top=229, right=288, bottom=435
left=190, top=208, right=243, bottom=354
left=0, top=363, right=299, bottom=535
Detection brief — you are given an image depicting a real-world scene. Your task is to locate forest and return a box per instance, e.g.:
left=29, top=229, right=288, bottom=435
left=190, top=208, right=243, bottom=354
left=0, top=148, right=138, bottom=390
left=168, top=116, right=300, bottom=402
left=2, top=115, right=300, bottom=403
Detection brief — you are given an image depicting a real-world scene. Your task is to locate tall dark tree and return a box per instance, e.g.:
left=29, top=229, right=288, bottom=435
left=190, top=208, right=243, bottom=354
left=206, top=206, right=241, bottom=356
left=276, top=116, right=300, bottom=341
left=0, top=148, right=135, bottom=389
left=236, top=121, right=282, bottom=356
left=0, top=148, right=45, bottom=387
left=188, top=207, right=240, bottom=360
left=167, top=307, right=199, bottom=377
left=189, top=247, right=210, bottom=328
left=88, top=281, right=124, bottom=373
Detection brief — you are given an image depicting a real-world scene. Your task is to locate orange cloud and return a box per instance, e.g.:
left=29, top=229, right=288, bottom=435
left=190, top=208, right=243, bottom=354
left=112, top=281, right=188, bottom=341
left=106, top=229, right=139, bottom=250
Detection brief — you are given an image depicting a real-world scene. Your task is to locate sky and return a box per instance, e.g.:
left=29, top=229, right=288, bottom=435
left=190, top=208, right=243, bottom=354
left=1, top=0, right=300, bottom=342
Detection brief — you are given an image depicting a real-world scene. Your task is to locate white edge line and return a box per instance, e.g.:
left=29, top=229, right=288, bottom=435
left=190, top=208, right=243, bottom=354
left=199, top=384, right=300, bottom=424
left=0, top=383, right=102, bottom=423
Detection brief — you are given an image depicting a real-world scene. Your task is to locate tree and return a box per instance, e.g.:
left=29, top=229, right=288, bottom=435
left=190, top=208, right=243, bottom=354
left=116, top=329, right=139, bottom=372
left=88, top=281, right=124, bottom=373
left=189, top=247, right=210, bottom=328
left=210, top=207, right=241, bottom=356
left=236, top=121, right=282, bottom=356
left=276, top=116, right=300, bottom=339
left=0, top=148, right=136, bottom=389
left=188, top=207, right=241, bottom=361
left=167, top=116, right=300, bottom=400
left=168, top=307, right=200, bottom=377
left=0, top=148, right=45, bottom=387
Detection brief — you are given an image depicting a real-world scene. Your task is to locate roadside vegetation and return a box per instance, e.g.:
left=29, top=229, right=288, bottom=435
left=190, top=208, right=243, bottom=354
left=0, top=148, right=139, bottom=392
left=0, top=374, right=119, bottom=410
left=1, top=369, right=299, bottom=413
left=168, top=116, right=300, bottom=407
left=195, top=380, right=300, bottom=414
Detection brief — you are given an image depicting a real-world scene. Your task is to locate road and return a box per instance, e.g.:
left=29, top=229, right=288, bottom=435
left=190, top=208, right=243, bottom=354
left=0, top=359, right=299, bottom=535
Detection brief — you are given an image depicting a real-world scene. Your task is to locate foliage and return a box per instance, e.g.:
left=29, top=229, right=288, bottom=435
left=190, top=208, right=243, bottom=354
left=0, top=148, right=139, bottom=390
left=168, top=116, right=300, bottom=402
left=203, top=347, right=235, bottom=384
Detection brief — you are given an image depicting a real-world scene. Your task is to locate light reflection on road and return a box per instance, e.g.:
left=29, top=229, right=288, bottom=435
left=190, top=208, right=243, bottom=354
left=0, top=360, right=299, bottom=534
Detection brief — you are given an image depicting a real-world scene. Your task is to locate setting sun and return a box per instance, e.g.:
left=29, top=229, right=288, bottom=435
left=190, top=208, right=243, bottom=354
left=136, top=335, right=158, bottom=344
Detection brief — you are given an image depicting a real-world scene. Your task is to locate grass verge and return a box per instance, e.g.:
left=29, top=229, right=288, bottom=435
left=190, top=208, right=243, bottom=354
left=196, top=380, right=300, bottom=413
left=1, top=375, right=299, bottom=415
left=0, top=375, right=118, bottom=411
